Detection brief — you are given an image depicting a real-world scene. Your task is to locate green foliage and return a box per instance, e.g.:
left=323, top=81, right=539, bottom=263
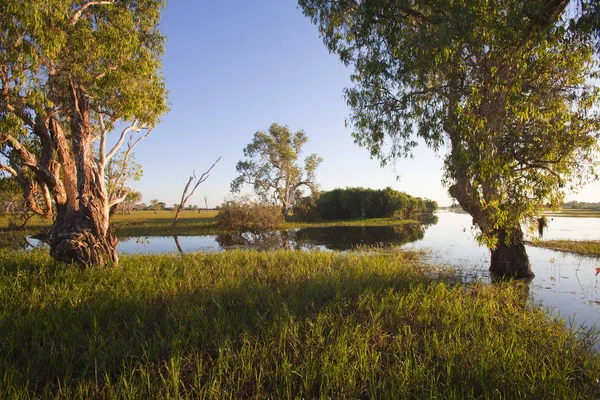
left=299, top=0, right=600, bottom=248
left=0, top=0, right=168, bottom=222
left=216, top=199, right=285, bottom=233
left=105, top=151, right=143, bottom=202
left=316, top=187, right=432, bottom=220
left=0, top=249, right=599, bottom=398
left=231, top=123, right=323, bottom=215
left=293, top=193, right=322, bottom=222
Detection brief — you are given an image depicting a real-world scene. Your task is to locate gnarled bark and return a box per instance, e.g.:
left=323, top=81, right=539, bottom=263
left=46, top=82, right=118, bottom=266
left=50, top=205, right=118, bottom=266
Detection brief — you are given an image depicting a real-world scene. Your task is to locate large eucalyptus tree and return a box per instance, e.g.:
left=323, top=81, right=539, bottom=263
left=0, top=0, right=168, bottom=266
left=231, top=123, right=322, bottom=217
left=299, top=0, right=600, bottom=278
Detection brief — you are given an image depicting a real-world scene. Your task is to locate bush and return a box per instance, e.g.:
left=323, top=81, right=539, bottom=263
left=316, top=187, right=432, bottom=220
left=217, top=199, right=284, bottom=233
left=292, top=194, right=322, bottom=222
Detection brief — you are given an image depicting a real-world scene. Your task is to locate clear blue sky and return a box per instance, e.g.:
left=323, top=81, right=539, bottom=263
left=129, top=1, right=600, bottom=208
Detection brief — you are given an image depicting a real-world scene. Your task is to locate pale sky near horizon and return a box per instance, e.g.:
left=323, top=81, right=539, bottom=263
left=128, top=1, right=600, bottom=208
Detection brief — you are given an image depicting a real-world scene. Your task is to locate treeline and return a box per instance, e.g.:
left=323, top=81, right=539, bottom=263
left=562, top=201, right=600, bottom=210
left=296, top=187, right=437, bottom=221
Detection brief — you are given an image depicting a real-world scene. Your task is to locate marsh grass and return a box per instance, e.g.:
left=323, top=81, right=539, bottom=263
left=1, top=249, right=599, bottom=398
left=528, top=239, right=600, bottom=257
left=544, top=209, right=600, bottom=218
left=1, top=211, right=420, bottom=240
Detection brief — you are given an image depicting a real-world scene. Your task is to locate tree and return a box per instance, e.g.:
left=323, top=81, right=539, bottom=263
left=149, top=199, right=160, bottom=214
left=0, top=0, right=168, bottom=265
left=173, top=157, right=220, bottom=228
left=300, top=0, right=600, bottom=279
left=231, top=123, right=323, bottom=216
left=105, top=149, right=144, bottom=214
left=0, top=175, right=24, bottom=216
left=121, top=190, right=142, bottom=215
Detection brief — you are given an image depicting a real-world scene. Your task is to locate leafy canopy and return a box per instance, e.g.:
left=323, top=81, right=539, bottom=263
left=231, top=123, right=322, bottom=213
left=300, top=0, right=600, bottom=244
left=0, top=0, right=168, bottom=214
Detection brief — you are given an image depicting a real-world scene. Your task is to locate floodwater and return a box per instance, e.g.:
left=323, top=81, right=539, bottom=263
left=403, top=211, right=600, bottom=332
left=117, top=211, right=600, bottom=331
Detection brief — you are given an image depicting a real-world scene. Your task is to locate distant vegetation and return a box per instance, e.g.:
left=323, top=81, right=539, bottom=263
left=295, top=187, right=437, bottom=221
left=562, top=201, right=600, bottom=210
left=231, top=123, right=322, bottom=217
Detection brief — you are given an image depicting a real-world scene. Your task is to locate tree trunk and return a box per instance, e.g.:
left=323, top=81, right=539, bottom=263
left=173, top=207, right=183, bottom=228
left=49, top=204, right=118, bottom=266
left=46, top=82, right=118, bottom=266
left=490, top=227, right=534, bottom=280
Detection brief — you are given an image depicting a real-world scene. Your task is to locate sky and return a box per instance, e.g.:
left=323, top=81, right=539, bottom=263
left=128, top=1, right=600, bottom=208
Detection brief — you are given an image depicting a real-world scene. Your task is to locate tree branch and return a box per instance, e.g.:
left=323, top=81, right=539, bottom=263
left=70, top=1, right=115, bottom=25
left=105, top=120, right=140, bottom=162
left=173, top=157, right=221, bottom=227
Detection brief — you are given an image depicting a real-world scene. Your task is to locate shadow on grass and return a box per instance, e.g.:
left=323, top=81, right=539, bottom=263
left=0, top=253, right=428, bottom=396
left=1, top=251, right=597, bottom=398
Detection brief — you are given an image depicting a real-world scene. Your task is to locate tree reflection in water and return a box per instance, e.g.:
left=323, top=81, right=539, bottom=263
left=215, top=221, right=434, bottom=251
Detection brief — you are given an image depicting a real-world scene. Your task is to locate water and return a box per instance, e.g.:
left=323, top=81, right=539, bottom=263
left=19, top=211, right=600, bottom=328
left=25, top=211, right=600, bottom=330
left=118, top=223, right=429, bottom=253
left=404, top=211, right=600, bottom=331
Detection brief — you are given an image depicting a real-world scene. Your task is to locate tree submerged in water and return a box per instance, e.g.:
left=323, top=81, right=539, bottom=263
left=0, top=0, right=168, bottom=266
left=299, top=0, right=600, bottom=279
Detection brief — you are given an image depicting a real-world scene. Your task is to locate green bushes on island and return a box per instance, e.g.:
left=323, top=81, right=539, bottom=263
left=300, top=187, right=437, bottom=221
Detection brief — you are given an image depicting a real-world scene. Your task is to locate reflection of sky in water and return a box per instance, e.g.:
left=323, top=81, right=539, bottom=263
left=116, top=211, right=600, bottom=332
left=118, top=236, right=219, bottom=254
left=405, top=211, right=600, bottom=332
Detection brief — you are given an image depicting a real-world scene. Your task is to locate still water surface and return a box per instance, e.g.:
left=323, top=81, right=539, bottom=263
left=118, top=210, right=600, bottom=330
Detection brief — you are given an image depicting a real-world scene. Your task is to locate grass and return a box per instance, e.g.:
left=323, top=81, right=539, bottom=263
left=543, top=209, right=600, bottom=218
left=0, top=210, right=422, bottom=239
left=528, top=239, right=600, bottom=257
left=0, top=249, right=599, bottom=398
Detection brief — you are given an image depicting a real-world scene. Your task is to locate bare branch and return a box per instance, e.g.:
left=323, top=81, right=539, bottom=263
left=71, top=1, right=115, bottom=25
left=0, top=162, right=18, bottom=177
left=2, top=133, right=39, bottom=170
left=97, top=107, right=108, bottom=171
left=105, top=120, right=139, bottom=162
left=108, top=190, right=128, bottom=209
left=182, top=157, right=222, bottom=205
left=173, top=157, right=221, bottom=227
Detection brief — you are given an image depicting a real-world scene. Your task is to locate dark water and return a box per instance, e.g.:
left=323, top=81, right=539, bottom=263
left=120, top=222, right=430, bottom=253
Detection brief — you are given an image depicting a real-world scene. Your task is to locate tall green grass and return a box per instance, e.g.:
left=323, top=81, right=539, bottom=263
left=528, top=239, right=600, bottom=257
left=0, top=249, right=599, bottom=398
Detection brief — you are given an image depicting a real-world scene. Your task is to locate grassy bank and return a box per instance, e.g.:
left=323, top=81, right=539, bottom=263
left=528, top=239, right=600, bottom=257
left=0, top=210, right=422, bottom=238
left=1, top=249, right=599, bottom=398
left=543, top=209, right=600, bottom=218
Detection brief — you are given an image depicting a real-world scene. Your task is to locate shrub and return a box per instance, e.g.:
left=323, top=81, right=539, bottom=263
left=316, top=187, right=431, bottom=220
left=217, top=199, right=284, bottom=233
left=292, top=194, right=322, bottom=222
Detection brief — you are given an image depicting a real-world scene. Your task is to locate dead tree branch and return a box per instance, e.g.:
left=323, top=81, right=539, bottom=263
left=173, top=157, right=221, bottom=228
